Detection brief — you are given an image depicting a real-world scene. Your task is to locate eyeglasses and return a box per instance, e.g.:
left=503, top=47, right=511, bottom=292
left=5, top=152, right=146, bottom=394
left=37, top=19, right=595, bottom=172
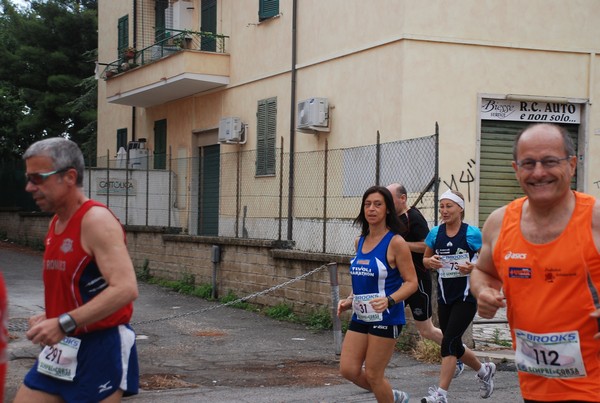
left=515, top=156, right=572, bottom=171
left=25, top=167, right=71, bottom=185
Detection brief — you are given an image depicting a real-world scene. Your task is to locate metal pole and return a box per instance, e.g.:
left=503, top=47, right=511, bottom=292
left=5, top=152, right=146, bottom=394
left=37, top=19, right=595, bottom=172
left=434, top=122, right=440, bottom=226
left=106, top=149, right=110, bottom=208
left=375, top=130, right=381, bottom=186
left=322, top=140, right=328, bottom=253
left=278, top=138, right=284, bottom=241
left=125, top=150, right=130, bottom=225
left=168, top=146, right=172, bottom=228
left=327, top=262, right=342, bottom=355
left=145, top=149, right=149, bottom=226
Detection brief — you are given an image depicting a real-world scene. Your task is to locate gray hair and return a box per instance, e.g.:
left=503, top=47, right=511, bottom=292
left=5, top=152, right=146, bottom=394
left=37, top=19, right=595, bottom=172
left=513, top=123, right=575, bottom=161
left=23, top=137, right=85, bottom=187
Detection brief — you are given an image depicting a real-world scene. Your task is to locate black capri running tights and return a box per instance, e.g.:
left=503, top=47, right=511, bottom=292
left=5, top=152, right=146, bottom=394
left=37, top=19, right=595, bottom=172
left=438, top=300, right=477, bottom=358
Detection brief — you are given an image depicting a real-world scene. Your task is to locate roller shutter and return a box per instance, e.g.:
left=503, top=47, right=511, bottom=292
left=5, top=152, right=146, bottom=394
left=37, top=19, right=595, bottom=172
left=479, top=121, right=578, bottom=226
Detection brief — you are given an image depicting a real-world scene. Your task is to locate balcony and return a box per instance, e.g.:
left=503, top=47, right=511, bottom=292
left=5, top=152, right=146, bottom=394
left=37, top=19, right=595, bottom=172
left=103, top=30, right=230, bottom=108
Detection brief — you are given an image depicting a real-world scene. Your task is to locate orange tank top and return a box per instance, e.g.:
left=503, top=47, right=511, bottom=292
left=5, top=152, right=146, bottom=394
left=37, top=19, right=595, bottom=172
left=493, top=192, right=600, bottom=401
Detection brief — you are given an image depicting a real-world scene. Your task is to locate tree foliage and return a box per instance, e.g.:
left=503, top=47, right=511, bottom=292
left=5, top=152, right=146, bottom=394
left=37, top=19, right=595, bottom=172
left=0, top=0, right=97, bottom=159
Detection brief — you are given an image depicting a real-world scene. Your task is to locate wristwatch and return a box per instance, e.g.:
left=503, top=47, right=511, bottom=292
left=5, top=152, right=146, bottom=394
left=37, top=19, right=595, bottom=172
left=58, top=313, right=77, bottom=334
left=386, top=295, right=396, bottom=307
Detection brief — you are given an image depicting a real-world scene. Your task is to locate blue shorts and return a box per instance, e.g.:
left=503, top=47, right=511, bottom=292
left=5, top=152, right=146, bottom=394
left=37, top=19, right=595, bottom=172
left=24, top=324, right=139, bottom=402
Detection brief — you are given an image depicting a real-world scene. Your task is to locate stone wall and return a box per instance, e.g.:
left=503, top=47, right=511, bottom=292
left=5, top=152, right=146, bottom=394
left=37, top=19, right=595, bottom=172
left=126, top=227, right=353, bottom=314
left=0, top=209, right=51, bottom=250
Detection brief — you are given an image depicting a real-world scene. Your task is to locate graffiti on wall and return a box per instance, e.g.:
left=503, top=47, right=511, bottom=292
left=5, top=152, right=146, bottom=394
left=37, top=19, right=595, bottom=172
left=442, top=159, right=477, bottom=202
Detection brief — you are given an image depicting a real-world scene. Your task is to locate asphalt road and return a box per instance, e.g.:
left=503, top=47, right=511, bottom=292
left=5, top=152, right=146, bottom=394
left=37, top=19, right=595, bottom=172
left=2, top=241, right=523, bottom=402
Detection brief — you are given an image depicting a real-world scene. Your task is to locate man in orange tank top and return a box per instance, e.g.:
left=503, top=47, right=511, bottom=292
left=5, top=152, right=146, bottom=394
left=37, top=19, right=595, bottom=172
left=471, top=123, right=600, bottom=403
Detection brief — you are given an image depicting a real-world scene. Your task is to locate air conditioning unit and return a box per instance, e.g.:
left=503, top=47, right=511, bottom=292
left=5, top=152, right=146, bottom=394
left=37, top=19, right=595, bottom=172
left=218, top=117, right=243, bottom=142
left=297, top=97, right=329, bottom=131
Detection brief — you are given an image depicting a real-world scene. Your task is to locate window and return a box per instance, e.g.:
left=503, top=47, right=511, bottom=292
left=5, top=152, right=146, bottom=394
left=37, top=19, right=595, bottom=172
left=201, top=0, right=217, bottom=51
left=155, top=0, right=169, bottom=42
left=117, top=128, right=127, bottom=151
left=117, top=15, right=129, bottom=57
left=256, top=97, right=277, bottom=176
left=154, top=119, right=167, bottom=169
left=259, top=0, right=279, bottom=21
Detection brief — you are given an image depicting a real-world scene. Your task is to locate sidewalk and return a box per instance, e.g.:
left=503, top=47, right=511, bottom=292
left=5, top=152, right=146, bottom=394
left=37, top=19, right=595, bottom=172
left=2, top=242, right=522, bottom=402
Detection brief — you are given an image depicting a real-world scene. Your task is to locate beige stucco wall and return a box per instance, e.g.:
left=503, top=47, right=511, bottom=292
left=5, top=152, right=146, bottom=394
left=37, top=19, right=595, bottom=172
left=97, top=0, right=600, bottom=227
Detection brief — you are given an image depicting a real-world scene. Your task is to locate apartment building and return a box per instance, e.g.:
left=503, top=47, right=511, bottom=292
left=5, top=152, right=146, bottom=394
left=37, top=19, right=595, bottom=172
left=97, top=0, right=600, bottom=240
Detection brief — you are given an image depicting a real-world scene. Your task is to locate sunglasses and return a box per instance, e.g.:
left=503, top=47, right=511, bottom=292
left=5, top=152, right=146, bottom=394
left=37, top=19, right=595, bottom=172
left=25, top=167, right=71, bottom=185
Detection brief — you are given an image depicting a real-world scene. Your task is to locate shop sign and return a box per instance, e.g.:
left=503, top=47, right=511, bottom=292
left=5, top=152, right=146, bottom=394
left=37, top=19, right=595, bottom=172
left=481, top=99, right=580, bottom=123
left=96, top=178, right=137, bottom=195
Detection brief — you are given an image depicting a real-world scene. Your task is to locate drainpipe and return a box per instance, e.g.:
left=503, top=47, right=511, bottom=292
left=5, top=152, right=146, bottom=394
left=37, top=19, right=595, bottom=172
left=132, top=0, right=138, bottom=141
left=287, top=0, right=297, bottom=241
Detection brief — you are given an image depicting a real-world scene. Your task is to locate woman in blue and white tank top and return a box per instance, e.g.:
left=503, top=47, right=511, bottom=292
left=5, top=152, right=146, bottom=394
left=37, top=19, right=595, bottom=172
left=337, top=186, right=417, bottom=403
left=420, top=189, right=496, bottom=403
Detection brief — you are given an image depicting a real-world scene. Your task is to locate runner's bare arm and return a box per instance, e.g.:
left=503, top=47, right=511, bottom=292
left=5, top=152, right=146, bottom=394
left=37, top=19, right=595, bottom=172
left=471, top=207, right=506, bottom=319
left=588, top=199, right=600, bottom=339
left=72, top=206, right=139, bottom=327
left=388, top=235, right=418, bottom=302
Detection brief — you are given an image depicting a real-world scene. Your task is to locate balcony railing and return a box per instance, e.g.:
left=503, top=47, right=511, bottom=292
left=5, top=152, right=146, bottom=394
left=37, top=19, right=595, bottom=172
left=102, top=29, right=229, bottom=80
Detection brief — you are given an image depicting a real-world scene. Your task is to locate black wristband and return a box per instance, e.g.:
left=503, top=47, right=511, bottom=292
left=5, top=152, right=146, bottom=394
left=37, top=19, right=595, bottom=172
left=386, top=295, right=396, bottom=307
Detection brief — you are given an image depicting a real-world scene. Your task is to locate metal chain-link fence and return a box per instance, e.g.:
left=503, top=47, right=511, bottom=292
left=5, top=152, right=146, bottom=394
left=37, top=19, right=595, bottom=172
left=1, top=128, right=439, bottom=255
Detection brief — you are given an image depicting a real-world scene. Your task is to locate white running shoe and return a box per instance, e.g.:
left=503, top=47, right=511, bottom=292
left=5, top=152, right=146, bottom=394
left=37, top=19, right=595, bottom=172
left=478, top=362, right=496, bottom=398
left=421, top=386, right=448, bottom=403
left=393, top=389, right=410, bottom=403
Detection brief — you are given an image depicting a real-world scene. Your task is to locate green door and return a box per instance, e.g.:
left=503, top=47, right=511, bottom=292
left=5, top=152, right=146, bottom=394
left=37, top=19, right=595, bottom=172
left=201, top=0, right=217, bottom=51
left=199, top=144, right=220, bottom=235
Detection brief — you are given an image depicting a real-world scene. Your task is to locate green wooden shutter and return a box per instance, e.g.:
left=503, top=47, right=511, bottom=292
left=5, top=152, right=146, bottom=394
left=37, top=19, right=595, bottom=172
left=154, top=119, right=167, bottom=169
left=117, top=128, right=127, bottom=151
left=256, top=98, right=276, bottom=176
left=117, top=16, right=129, bottom=56
left=201, top=0, right=217, bottom=51
left=259, top=0, right=279, bottom=21
left=155, top=0, right=169, bottom=42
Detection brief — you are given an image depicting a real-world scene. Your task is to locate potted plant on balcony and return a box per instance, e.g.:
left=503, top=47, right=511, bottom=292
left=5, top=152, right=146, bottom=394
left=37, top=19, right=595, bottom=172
left=123, top=47, right=136, bottom=60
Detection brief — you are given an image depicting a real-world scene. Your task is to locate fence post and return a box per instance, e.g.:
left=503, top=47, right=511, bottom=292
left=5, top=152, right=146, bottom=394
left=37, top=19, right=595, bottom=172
left=87, top=150, right=92, bottom=198
left=278, top=138, right=284, bottom=241
left=168, top=146, right=172, bottom=228
left=106, top=149, right=110, bottom=208
left=125, top=150, right=129, bottom=225
left=327, top=262, right=342, bottom=355
left=322, top=140, right=328, bottom=253
left=145, top=152, right=149, bottom=226
left=375, top=130, right=381, bottom=185
left=235, top=148, right=241, bottom=237
left=434, top=122, right=440, bottom=226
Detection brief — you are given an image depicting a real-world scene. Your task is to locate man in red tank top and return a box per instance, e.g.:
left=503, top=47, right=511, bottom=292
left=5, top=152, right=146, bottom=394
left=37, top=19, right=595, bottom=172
left=14, top=137, right=139, bottom=402
left=472, top=123, right=600, bottom=402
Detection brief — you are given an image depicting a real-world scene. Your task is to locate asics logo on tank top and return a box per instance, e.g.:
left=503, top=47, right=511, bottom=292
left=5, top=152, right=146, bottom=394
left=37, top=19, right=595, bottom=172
left=505, top=251, right=527, bottom=260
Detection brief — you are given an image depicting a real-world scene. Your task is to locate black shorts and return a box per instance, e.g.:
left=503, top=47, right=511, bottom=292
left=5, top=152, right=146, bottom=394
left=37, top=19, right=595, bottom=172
left=348, top=320, right=403, bottom=339
left=404, top=269, right=433, bottom=321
